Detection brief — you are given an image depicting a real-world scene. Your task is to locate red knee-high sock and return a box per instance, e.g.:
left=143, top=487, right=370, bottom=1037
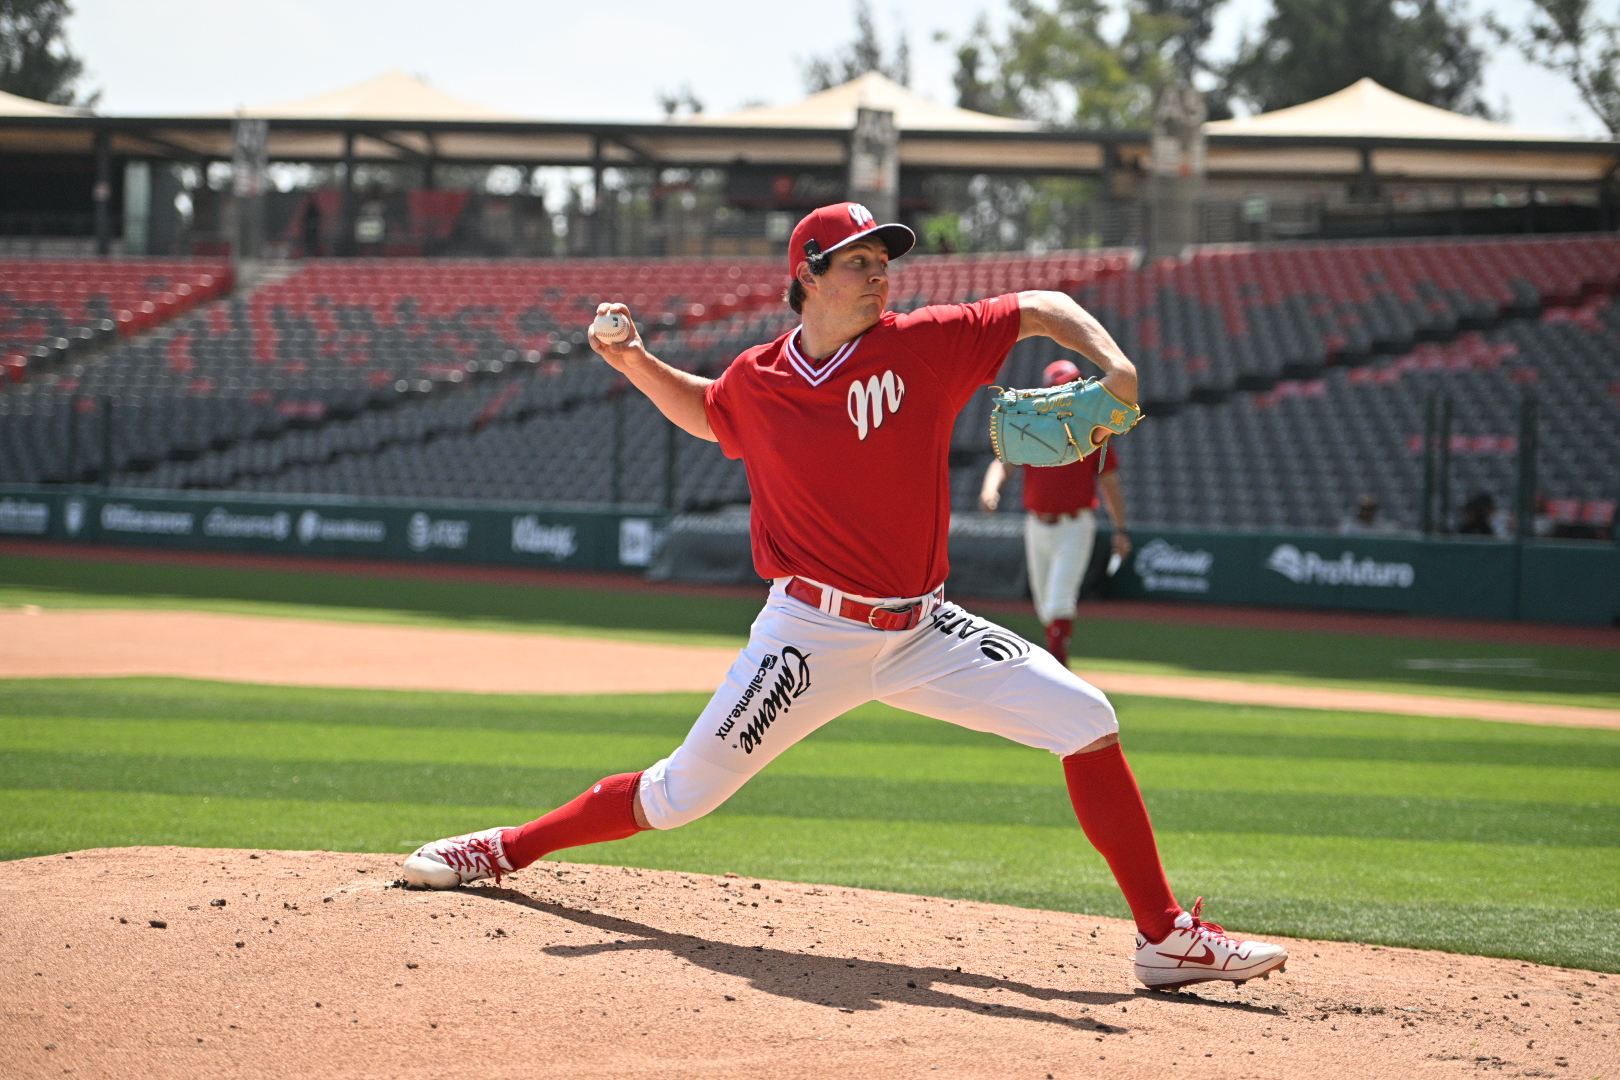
left=501, top=772, right=646, bottom=871
left=1062, top=744, right=1181, bottom=942
left=1044, top=619, right=1074, bottom=667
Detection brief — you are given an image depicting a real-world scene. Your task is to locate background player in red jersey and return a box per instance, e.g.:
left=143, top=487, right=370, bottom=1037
left=403, top=202, right=1288, bottom=991
left=978, top=358, right=1133, bottom=667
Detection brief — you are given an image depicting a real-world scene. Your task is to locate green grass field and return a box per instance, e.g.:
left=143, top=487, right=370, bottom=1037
left=2, top=551, right=1616, bottom=971
left=2, top=677, right=1615, bottom=971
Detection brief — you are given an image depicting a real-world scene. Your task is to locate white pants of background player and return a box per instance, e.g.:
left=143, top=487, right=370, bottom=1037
left=638, top=577, right=1119, bottom=830
left=1024, top=509, right=1098, bottom=625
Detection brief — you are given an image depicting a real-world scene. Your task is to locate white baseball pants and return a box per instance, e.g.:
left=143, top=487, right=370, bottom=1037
left=1025, top=509, right=1097, bottom=625
left=637, top=578, right=1119, bottom=830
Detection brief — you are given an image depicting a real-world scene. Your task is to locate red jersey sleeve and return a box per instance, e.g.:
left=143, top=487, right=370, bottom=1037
left=703, top=359, right=746, bottom=460
left=895, top=293, right=1023, bottom=396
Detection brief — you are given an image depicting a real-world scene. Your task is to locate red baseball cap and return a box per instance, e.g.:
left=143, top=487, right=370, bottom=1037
left=788, top=202, right=915, bottom=278
left=1043, top=359, right=1081, bottom=387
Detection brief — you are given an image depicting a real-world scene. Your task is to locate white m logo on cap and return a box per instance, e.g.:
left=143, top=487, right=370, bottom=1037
left=847, top=370, right=905, bottom=441
left=848, top=203, right=875, bottom=227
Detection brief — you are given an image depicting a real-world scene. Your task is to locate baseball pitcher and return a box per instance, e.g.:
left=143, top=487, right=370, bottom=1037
left=403, top=203, right=1287, bottom=990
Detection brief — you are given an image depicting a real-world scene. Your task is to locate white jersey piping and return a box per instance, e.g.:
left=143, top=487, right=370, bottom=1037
left=784, top=326, right=863, bottom=387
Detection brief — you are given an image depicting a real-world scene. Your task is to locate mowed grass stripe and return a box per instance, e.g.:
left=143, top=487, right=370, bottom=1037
left=4, top=679, right=1616, bottom=769
left=2, top=788, right=1613, bottom=971
left=4, top=788, right=1613, bottom=910
left=5, top=749, right=1615, bottom=848
left=3, top=678, right=1615, bottom=971
left=4, top=715, right=1613, bottom=805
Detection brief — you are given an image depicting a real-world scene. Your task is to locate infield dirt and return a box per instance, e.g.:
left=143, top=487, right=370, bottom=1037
left=3, top=607, right=1617, bottom=728
left=3, top=846, right=1613, bottom=1080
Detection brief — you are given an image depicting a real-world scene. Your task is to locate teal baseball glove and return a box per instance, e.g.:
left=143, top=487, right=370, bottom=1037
left=988, top=377, right=1142, bottom=468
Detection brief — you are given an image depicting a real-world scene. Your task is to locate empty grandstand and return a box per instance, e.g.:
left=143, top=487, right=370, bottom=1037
left=970, top=300, right=1620, bottom=533
left=1, top=235, right=1615, bottom=543
left=0, top=250, right=1126, bottom=497
left=1, top=260, right=231, bottom=387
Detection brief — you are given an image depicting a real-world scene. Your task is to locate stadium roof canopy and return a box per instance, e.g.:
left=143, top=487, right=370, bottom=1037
left=1208, top=78, right=1572, bottom=141
left=1205, top=78, right=1617, bottom=182
left=229, top=70, right=520, bottom=122
left=0, top=70, right=1137, bottom=175
left=697, top=72, right=1037, bottom=132
left=0, top=71, right=1612, bottom=184
left=0, top=88, right=88, bottom=118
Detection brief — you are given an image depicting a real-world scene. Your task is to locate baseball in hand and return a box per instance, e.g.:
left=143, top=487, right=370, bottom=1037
left=592, top=311, right=630, bottom=344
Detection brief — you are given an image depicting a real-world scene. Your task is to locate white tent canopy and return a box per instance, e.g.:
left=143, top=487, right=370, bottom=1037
left=228, top=70, right=519, bottom=122
left=0, top=88, right=88, bottom=118
left=1206, top=78, right=1591, bottom=143
left=701, top=72, right=1037, bottom=133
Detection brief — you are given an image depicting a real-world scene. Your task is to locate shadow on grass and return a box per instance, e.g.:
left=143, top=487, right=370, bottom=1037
left=465, top=885, right=1285, bottom=1026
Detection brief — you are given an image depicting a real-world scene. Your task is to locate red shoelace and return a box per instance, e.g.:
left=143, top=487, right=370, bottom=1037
left=1186, top=896, right=1238, bottom=947
left=445, top=834, right=504, bottom=886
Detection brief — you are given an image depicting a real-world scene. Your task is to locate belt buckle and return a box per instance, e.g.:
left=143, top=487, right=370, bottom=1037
left=868, top=601, right=917, bottom=630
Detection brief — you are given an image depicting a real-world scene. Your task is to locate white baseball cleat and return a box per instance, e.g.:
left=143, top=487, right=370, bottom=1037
left=402, top=827, right=515, bottom=889
left=1134, top=897, right=1288, bottom=990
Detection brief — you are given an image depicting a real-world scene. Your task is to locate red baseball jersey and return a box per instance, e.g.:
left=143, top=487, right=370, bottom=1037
left=705, top=295, right=1022, bottom=598
left=1021, top=445, right=1119, bottom=516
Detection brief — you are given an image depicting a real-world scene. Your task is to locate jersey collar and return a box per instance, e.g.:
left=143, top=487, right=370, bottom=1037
left=784, top=325, right=864, bottom=388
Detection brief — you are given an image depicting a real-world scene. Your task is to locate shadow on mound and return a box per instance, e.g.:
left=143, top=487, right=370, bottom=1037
left=467, top=885, right=1285, bottom=1028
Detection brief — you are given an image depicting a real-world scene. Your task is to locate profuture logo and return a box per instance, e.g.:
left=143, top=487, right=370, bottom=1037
left=1265, top=544, right=1415, bottom=588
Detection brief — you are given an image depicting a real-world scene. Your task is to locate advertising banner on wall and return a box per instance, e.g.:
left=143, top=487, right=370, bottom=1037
left=0, top=488, right=667, bottom=573
left=2, top=489, right=1612, bottom=624
left=1103, top=527, right=1615, bottom=624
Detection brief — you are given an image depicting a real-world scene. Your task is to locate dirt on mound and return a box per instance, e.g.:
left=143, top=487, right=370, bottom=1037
left=2, top=848, right=1612, bottom=1079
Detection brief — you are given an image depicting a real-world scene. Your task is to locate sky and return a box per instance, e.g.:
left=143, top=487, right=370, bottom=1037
left=64, top=0, right=1609, bottom=137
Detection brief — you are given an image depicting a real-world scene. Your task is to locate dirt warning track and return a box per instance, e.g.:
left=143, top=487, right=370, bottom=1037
left=2, top=607, right=1617, bottom=729
left=1, top=847, right=1612, bottom=1080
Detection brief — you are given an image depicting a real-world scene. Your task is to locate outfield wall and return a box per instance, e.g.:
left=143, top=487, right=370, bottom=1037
left=0, top=487, right=1614, bottom=625
left=1107, top=527, right=1618, bottom=625
left=0, top=487, right=666, bottom=573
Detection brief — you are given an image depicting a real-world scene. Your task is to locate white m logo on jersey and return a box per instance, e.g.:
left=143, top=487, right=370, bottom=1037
left=847, top=370, right=905, bottom=441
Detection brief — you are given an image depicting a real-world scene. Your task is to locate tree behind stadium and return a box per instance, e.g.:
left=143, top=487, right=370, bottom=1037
left=803, top=0, right=911, bottom=92
left=949, top=0, right=1182, bottom=129
left=0, top=0, right=94, bottom=106
left=1486, top=0, right=1620, bottom=135
left=1223, top=0, right=1494, bottom=117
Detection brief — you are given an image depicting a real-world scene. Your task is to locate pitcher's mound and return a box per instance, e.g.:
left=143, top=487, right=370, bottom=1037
left=1, top=847, right=1609, bottom=1079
